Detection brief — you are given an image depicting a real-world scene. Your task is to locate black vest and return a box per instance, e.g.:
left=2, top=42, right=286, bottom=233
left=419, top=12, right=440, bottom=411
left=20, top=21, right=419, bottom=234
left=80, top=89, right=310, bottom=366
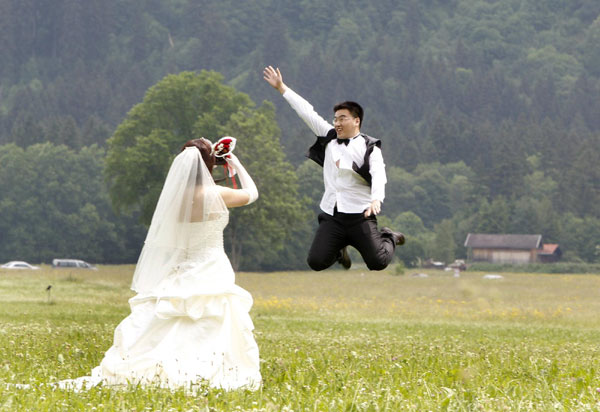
left=306, top=128, right=382, bottom=186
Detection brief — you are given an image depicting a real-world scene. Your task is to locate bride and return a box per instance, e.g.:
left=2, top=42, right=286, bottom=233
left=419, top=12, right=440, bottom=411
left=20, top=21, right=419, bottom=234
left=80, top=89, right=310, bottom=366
left=62, top=138, right=261, bottom=391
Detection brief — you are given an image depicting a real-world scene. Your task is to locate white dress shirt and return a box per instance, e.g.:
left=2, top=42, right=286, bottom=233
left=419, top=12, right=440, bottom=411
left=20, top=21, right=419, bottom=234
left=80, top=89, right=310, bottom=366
left=283, top=88, right=387, bottom=215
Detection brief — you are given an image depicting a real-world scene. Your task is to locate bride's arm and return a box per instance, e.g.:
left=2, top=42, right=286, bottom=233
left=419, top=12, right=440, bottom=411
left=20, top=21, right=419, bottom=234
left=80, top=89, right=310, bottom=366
left=218, top=154, right=258, bottom=208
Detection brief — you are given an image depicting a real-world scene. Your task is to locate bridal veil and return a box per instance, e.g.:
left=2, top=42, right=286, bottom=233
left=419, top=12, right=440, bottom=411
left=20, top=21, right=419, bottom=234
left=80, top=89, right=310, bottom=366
left=131, top=147, right=228, bottom=294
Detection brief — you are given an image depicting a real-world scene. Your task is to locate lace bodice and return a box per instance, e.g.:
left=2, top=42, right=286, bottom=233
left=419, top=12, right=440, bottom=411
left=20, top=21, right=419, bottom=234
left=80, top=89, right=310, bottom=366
left=185, top=214, right=229, bottom=260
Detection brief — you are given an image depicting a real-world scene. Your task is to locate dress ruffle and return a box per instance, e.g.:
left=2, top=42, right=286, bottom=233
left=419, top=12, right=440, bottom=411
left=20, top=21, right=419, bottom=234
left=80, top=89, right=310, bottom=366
left=58, top=216, right=261, bottom=391
left=89, top=262, right=261, bottom=390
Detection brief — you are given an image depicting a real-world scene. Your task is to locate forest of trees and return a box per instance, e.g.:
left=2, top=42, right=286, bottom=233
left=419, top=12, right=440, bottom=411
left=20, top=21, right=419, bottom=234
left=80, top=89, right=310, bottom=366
left=0, top=0, right=599, bottom=268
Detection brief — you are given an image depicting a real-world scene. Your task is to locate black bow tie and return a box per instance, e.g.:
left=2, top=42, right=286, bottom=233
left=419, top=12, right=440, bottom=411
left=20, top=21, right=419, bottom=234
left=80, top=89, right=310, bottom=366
left=336, top=138, right=350, bottom=146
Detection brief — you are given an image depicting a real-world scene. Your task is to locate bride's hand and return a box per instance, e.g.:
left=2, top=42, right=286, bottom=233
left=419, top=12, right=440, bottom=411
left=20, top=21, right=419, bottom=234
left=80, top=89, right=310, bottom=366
left=225, top=153, right=239, bottom=164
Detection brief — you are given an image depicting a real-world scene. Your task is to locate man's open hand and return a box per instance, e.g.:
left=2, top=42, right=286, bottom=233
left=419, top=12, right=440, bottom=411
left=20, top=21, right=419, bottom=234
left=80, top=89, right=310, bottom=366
left=364, top=199, right=381, bottom=217
left=263, top=66, right=286, bottom=94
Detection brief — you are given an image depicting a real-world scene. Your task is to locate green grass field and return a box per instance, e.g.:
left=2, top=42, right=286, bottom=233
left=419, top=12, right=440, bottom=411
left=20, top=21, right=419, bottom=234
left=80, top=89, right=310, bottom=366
left=1, top=265, right=600, bottom=411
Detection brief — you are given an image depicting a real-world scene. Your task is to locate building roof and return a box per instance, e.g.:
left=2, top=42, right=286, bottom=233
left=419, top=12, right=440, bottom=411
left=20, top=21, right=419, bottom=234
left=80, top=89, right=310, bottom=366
left=464, top=233, right=542, bottom=250
left=539, top=243, right=560, bottom=255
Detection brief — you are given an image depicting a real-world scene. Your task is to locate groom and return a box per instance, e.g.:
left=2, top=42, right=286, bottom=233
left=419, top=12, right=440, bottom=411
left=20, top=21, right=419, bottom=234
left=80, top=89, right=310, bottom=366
left=263, top=66, right=404, bottom=271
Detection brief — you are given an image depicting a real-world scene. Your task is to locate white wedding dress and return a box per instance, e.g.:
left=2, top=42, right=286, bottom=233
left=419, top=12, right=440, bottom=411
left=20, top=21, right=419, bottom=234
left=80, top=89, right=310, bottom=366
left=60, top=214, right=261, bottom=391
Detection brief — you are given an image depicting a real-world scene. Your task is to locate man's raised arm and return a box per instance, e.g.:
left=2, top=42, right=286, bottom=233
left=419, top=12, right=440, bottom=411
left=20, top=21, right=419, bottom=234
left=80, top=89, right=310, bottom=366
left=263, top=65, right=332, bottom=137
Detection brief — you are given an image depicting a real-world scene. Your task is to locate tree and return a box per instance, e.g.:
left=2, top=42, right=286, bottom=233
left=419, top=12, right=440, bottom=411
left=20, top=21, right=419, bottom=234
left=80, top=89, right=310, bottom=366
left=391, top=212, right=428, bottom=267
left=392, top=211, right=427, bottom=238
left=59, top=0, right=86, bottom=67
left=106, top=71, right=254, bottom=221
left=181, top=1, right=233, bottom=69
left=259, top=14, right=290, bottom=65
left=582, top=16, right=600, bottom=77
left=0, top=143, right=142, bottom=264
left=42, top=115, right=82, bottom=148
left=105, top=71, right=308, bottom=270
left=428, top=111, right=464, bottom=164
left=432, top=219, right=456, bottom=264
left=560, top=136, right=600, bottom=218
left=2, top=0, right=600, bottom=266
left=0, top=0, right=16, bottom=78
left=222, top=102, right=309, bottom=270
left=559, top=213, right=600, bottom=262
left=474, top=196, right=510, bottom=234
left=81, top=115, right=112, bottom=147
left=263, top=160, right=324, bottom=270
left=9, top=112, right=44, bottom=147
left=484, top=124, right=528, bottom=198
left=396, top=236, right=426, bottom=268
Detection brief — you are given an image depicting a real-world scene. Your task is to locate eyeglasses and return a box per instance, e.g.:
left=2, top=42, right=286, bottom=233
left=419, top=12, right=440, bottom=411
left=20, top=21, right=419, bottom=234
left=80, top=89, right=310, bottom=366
left=333, top=115, right=354, bottom=124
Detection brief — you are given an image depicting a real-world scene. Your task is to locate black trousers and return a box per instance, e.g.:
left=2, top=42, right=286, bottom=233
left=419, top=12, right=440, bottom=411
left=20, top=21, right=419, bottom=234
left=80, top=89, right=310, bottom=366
left=307, top=209, right=396, bottom=271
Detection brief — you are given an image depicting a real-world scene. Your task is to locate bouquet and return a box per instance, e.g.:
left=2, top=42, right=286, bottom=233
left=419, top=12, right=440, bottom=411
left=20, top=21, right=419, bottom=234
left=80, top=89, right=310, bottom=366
left=213, top=136, right=236, bottom=165
left=212, top=136, right=238, bottom=187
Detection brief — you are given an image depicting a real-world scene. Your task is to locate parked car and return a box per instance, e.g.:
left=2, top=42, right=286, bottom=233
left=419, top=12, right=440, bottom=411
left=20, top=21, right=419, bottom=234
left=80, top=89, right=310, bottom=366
left=423, top=259, right=445, bottom=270
left=1, top=261, right=40, bottom=270
left=52, top=259, right=97, bottom=270
left=447, top=259, right=467, bottom=271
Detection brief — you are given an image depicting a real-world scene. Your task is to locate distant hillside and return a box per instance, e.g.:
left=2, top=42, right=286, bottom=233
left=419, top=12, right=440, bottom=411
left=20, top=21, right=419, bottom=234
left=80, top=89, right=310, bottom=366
left=0, top=0, right=598, bottom=266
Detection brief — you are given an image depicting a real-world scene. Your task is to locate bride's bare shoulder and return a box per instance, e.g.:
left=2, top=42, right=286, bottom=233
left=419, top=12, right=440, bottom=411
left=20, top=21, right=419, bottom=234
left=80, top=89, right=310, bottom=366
left=215, top=185, right=250, bottom=208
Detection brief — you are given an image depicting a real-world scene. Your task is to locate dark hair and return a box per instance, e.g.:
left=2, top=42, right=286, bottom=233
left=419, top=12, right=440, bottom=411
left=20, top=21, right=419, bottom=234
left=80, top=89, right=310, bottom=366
left=181, top=138, right=216, bottom=173
left=333, top=101, right=364, bottom=128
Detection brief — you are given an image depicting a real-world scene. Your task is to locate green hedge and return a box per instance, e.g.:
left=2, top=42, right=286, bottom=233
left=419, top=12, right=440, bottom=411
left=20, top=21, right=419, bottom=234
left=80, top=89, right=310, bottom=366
left=467, top=262, right=600, bottom=274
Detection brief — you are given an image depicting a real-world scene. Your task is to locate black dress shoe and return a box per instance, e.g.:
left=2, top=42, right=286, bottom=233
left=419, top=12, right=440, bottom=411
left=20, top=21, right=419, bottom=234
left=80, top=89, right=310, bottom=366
left=381, top=227, right=405, bottom=246
left=337, top=246, right=352, bottom=269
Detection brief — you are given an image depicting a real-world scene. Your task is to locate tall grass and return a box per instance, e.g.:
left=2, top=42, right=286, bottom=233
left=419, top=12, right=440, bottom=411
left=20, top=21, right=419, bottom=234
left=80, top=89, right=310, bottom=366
left=1, top=265, right=599, bottom=411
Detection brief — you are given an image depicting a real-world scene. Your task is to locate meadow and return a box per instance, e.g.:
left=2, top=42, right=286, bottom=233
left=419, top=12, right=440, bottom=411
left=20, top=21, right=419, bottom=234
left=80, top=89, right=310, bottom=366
left=1, top=265, right=600, bottom=411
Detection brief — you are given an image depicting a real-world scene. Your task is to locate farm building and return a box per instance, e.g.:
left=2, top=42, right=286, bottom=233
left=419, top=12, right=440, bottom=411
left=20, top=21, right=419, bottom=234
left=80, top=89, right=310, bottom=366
left=537, top=243, right=562, bottom=263
left=464, top=233, right=559, bottom=264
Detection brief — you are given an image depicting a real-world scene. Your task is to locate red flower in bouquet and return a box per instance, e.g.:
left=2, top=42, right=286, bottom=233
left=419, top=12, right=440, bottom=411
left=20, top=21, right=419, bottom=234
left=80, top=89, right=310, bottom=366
left=213, top=136, right=236, bottom=159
